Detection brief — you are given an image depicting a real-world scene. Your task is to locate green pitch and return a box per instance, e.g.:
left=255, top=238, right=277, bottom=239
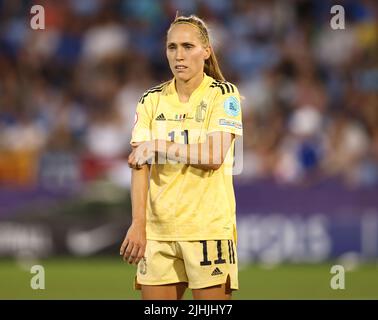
left=0, top=257, right=377, bottom=299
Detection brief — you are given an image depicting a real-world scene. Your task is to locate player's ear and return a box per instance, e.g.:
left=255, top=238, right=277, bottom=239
left=203, top=46, right=211, bottom=60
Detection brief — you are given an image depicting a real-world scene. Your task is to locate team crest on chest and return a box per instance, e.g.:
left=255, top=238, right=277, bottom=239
left=195, top=100, right=207, bottom=122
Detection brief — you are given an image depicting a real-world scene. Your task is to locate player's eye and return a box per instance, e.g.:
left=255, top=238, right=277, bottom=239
left=167, top=44, right=176, bottom=50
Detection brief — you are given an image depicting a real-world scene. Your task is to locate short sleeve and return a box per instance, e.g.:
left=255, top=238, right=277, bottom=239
left=207, top=85, right=243, bottom=137
left=130, top=97, right=153, bottom=144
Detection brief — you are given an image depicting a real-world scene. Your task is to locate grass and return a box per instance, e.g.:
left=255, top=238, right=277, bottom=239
left=0, top=257, right=377, bottom=300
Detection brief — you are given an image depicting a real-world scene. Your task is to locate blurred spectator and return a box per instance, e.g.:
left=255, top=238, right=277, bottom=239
left=0, top=0, right=377, bottom=189
left=323, top=111, right=370, bottom=186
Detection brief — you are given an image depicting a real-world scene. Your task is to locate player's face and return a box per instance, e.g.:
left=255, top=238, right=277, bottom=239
left=166, top=24, right=210, bottom=82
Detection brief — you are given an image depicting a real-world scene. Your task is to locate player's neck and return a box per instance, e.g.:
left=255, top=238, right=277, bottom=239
left=175, top=73, right=204, bottom=103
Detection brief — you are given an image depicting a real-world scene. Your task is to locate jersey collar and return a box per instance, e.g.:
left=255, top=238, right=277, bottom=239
left=170, top=73, right=213, bottom=104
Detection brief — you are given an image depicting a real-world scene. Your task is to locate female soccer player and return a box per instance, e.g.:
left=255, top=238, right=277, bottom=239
left=120, top=14, right=243, bottom=300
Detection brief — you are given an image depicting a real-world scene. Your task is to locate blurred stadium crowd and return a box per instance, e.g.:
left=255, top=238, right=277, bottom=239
left=0, top=0, right=377, bottom=190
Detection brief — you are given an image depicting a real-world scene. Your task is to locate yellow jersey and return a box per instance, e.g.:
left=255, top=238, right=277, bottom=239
left=130, top=73, right=243, bottom=241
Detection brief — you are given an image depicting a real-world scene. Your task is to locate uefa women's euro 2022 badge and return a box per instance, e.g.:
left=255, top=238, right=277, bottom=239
left=139, top=257, right=147, bottom=275
left=224, top=96, right=240, bottom=117
left=195, top=100, right=207, bottom=122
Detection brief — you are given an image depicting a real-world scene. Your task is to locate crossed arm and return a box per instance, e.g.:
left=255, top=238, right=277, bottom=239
left=128, top=131, right=235, bottom=171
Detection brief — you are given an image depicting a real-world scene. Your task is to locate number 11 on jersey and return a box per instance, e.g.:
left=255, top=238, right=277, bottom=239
left=168, top=130, right=189, bottom=144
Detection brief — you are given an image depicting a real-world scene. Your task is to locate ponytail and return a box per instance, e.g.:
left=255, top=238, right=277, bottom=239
left=204, top=46, right=225, bottom=81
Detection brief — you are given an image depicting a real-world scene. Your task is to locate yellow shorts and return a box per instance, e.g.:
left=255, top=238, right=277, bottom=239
left=134, top=239, right=238, bottom=290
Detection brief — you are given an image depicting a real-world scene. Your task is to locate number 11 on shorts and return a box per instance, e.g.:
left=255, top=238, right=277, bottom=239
left=199, top=240, right=235, bottom=266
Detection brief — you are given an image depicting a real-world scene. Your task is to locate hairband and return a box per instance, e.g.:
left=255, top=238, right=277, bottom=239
left=173, top=21, right=209, bottom=44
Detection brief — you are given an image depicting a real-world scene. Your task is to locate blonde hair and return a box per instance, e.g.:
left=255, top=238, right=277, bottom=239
left=167, top=14, right=225, bottom=81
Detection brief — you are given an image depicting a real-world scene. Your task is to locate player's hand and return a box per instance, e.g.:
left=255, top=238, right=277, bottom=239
left=128, top=140, right=156, bottom=169
left=120, top=221, right=146, bottom=265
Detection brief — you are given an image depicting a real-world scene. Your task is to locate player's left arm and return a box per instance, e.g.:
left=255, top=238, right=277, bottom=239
left=129, top=132, right=233, bottom=170
left=158, top=131, right=233, bottom=170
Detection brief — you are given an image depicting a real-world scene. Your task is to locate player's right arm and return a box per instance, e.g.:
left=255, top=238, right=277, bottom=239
left=120, top=160, right=149, bottom=265
left=120, top=89, right=154, bottom=265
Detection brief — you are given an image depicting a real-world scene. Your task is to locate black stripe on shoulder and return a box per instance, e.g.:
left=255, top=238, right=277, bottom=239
left=211, top=80, right=237, bottom=95
left=218, top=82, right=229, bottom=94
left=210, top=81, right=225, bottom=95
left=149, top=83, right=165, bottom=91
left=211, top=81, right=234, bottom=95
left=219, top=80, right=236, bottom=94
left=139, top=89, right=163, bottom=104
left=228, top=82, right=236, bottom=93
left=138, top=83, right=167, bottom=104
left=223, top=82, right=231, bottom=94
